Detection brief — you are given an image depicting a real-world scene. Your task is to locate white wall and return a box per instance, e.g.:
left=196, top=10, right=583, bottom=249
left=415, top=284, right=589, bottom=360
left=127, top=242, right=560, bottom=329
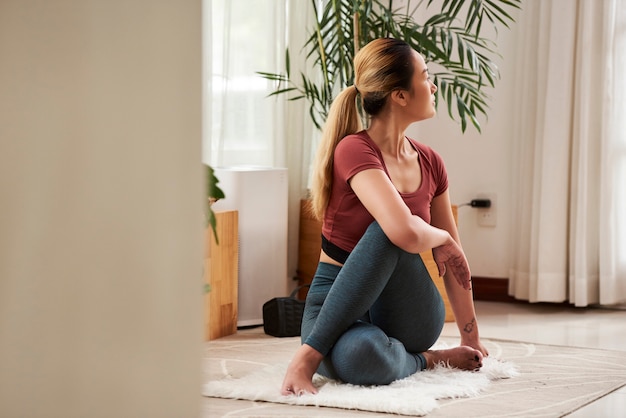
left=0, top=1, right=203, bottom=417
left=406, top=7, right=522, bottom=279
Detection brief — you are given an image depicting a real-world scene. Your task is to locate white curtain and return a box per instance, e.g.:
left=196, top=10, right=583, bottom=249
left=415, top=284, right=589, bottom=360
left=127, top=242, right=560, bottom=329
left=205, top=0, right=285, bottom=167
left=509, top=0, right=626, bottom=306
left=204, top=0, right=316, bottom=280
left=598, top=0, right=626, bottom=304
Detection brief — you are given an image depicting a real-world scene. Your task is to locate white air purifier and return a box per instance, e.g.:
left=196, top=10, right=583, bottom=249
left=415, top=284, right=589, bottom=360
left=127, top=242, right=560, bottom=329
left=211, top=166, right=289, bottom=327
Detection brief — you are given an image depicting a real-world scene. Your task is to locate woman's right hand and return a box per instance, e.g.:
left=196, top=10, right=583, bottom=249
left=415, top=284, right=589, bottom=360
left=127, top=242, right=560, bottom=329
left=281, top=344, right=324, bottom=396
left=432, top=237, right=471, bottom=290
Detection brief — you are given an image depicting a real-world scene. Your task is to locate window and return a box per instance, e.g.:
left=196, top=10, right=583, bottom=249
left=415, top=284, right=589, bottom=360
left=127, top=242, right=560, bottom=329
left=205, top=0, right=285, bottom=167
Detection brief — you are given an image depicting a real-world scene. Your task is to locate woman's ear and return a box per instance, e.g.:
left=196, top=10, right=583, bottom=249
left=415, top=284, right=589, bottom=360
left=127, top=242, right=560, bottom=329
left=390, top=89, right=408, bottom=106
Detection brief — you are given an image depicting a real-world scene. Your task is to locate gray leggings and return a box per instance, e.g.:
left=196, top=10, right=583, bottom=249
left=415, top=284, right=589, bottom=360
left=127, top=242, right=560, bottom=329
left=301, top=221, right=445, bottom=385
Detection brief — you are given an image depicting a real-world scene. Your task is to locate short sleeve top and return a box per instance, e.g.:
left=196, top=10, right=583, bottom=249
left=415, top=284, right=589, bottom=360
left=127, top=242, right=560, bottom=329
left=321, top=130, right=448, bottom=255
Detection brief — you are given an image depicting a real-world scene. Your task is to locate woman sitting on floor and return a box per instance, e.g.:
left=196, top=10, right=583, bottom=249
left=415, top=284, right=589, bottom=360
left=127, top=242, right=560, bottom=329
left=282, top=37, right=489, bottom=396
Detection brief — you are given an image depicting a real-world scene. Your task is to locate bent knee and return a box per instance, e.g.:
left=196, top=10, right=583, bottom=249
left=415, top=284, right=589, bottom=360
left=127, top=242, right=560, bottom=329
left=364, top=220, right=386, bottom=239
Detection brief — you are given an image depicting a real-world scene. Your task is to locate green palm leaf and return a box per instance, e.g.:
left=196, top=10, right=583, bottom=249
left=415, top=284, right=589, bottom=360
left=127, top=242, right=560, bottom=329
left=206, top=165, right=225, bottom=244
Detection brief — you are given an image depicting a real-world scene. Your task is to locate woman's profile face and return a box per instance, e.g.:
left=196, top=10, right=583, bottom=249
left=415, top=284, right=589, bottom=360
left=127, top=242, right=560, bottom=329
left=405, top=51, right=438, bottom=122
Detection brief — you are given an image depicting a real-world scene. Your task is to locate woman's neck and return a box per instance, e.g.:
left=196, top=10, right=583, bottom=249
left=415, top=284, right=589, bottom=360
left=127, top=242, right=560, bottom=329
left=366, top=118, right=409, bottom=157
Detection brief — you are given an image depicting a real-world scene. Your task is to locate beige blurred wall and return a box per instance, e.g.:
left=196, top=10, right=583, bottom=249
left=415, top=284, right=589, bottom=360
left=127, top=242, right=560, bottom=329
left=0, top=1, right=203, bottom=417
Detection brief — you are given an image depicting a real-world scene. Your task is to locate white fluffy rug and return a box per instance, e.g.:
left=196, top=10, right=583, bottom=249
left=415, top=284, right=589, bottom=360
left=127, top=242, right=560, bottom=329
left=203, top=340, right=518, bottom=416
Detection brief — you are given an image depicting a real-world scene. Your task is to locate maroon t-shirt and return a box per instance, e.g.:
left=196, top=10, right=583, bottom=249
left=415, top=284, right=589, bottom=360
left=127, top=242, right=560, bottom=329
left=321, top=130, right=448, bottom=257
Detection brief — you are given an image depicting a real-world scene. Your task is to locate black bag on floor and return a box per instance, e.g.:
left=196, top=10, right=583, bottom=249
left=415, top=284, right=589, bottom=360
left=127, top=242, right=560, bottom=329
left=262, top=284, right=310, bottom=337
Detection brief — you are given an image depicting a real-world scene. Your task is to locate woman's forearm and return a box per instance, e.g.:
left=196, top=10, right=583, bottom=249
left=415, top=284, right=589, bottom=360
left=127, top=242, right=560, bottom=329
left=389, top=215, right=453, bottom=254
left=443, top=274, right=481, bottom=343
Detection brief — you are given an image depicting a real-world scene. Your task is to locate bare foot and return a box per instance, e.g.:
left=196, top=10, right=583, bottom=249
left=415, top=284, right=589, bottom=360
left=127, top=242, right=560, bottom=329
left=281, top=344, right=324, bottom=396
left=422, top=346, right=484, bottom=371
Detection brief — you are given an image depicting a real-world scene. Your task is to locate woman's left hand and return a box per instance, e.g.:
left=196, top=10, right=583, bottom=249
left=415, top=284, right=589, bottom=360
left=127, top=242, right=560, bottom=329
left=432, top=240, right=471, bottom=290
left=462, top=337, right=489, bottom=357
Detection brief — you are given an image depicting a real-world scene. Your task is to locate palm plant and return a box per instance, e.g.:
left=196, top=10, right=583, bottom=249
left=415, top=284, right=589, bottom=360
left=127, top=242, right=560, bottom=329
left=258, top=0, right=521, bottom=133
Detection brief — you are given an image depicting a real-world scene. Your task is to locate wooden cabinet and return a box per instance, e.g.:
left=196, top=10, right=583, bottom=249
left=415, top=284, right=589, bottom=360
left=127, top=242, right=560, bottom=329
left=296, top=200, right=456, bottom=322
left=205, top=210, right=239, bottom=340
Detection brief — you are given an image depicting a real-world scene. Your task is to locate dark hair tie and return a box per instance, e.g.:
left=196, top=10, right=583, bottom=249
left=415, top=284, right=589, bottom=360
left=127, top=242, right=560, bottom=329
left=354, top=85, right=359, bottom=94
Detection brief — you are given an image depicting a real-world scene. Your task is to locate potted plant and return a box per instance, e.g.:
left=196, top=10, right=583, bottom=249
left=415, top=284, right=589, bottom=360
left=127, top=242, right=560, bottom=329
left=206, top=164, right=225, bottom=244
left=205, top=164, right=225, bottom=294
left=258, top=0, right=521, bottom=133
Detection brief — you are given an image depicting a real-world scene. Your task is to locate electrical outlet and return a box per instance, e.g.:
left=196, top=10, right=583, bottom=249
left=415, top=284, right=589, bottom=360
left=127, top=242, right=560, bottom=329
left=477, top=193, right=497, bottom=227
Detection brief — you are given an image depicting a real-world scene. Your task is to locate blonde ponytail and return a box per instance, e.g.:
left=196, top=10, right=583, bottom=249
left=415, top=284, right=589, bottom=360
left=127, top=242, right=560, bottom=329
left=310, top=86, right=362, bottom=220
